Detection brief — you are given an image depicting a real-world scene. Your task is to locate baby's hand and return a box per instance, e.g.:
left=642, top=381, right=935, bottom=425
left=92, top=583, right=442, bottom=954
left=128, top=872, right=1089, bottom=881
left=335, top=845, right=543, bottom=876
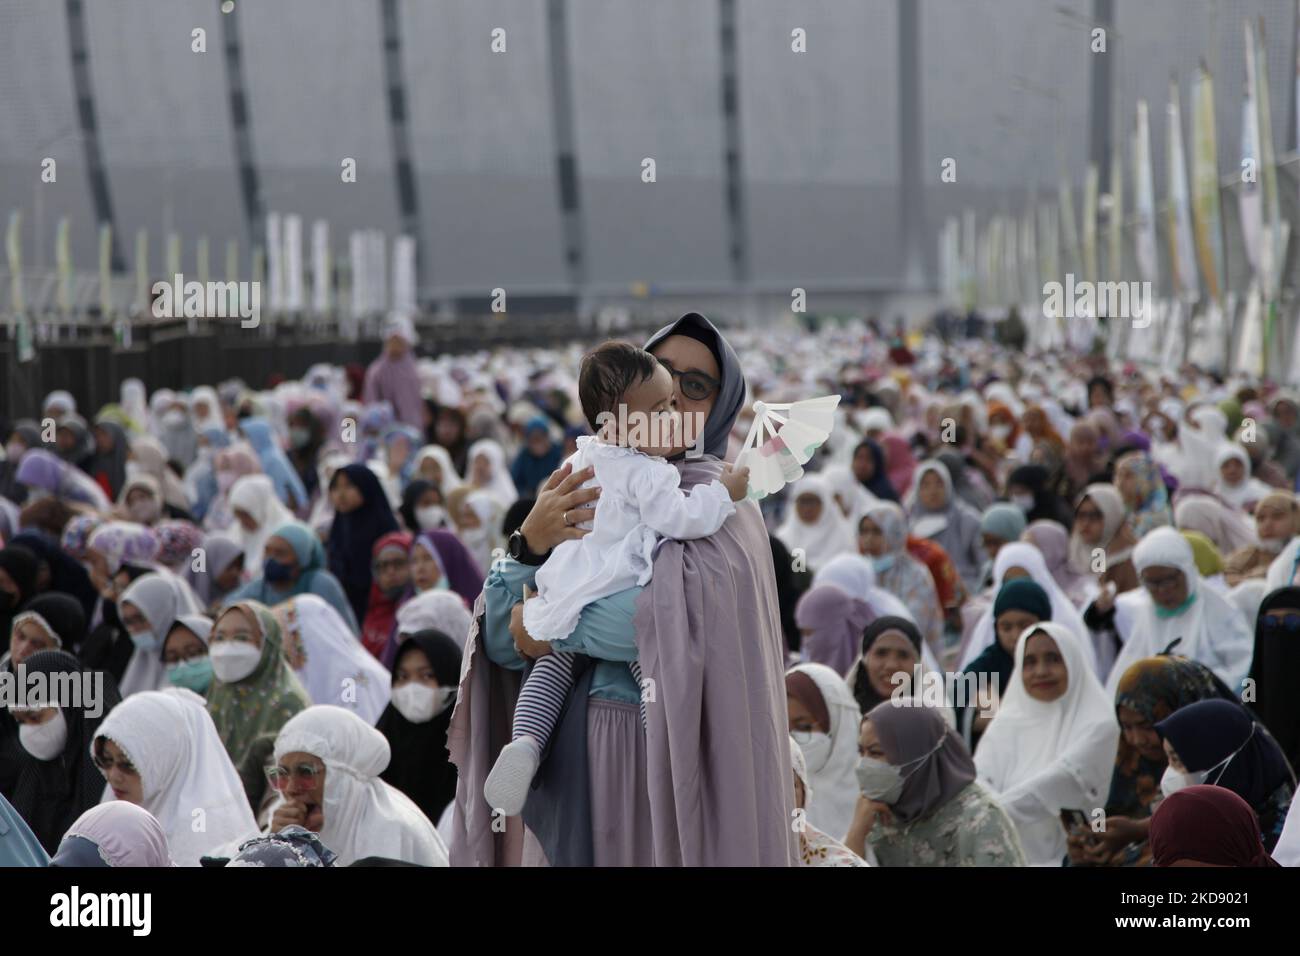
left=720, top=464, right=750, bottom=502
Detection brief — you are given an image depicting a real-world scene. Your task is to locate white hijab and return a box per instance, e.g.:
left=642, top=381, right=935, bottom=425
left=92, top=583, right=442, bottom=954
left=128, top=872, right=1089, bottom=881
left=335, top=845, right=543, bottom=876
left=395, top=589, right=474, bottom=649
left=413, top=445, right=463, bottom=492
left=1173, top=493, right=1258, bottom=555
left=957, top=543, right=1093, bottom=673
left=277, top=595, right=392, bottom=724
left=973, top=622, right=1119, bottom=866
left=465, top=439, right=518, bottom=508
left=94, top=688, right=258, bottom=866
left=776, top=475, right=858, bottom=573
left=1105, top=526, right=1254, bottom=695
left=226, top=474, right=296, bottom=569
left=271, top=706, right=449, bottom=866
left=820, top=464, right=878, bottom=534
left=1211, top=445, right=1273, bottom=510
left=117, top=573, right=196, bottom=697
left=786, top=662, right=863, bottom=842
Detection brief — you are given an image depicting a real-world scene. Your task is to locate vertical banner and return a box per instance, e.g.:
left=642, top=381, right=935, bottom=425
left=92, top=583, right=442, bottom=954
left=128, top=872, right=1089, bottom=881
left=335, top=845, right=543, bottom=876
left=196, top=236, right=210, bottom=288
left=1107, top=145, right=1124, bottom=282
left=961, top=209, right=977, bottom=310
left=1020, top=206, right=1038, bottom=307
left=392, top=235, right=417, bottom=316
left=1241, top=22, right=1264, bottom=278
left=311, top=220, right=331, bottom=317
left=100, top=224, right=113, bottom=321
left=134, top=230, right=149, bottom=313
left=1058, top=179, right=1080, bottom=279
left=165, top=232, right=181, bottom=289
left=6, top=211, right=24, bottom=314
left=349, top=231, right=368, bottom=320
left=1082, top=164, right=1099, bottom=287
left=284, top=214, right=303, bottom=314
left=225, top=239, right=239, bottom=284
left=55, top=217, right=72, bottom=313
left=1133, top=100, right=1160, bottom=293
left=265, top=212, right=283, bottom=316
left=1191, top=63, right=1226, bottom=304
left=1165, top=80, right=1200, bottom=301
left=368, top=230, right=387, bottom=314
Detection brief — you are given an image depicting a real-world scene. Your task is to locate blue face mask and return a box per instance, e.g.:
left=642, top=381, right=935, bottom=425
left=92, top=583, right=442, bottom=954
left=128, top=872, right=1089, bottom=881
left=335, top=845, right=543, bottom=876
left=871, top=555, right=895, bottom=573
left=264, top=558, right=294, bottom=584
left=167, top=656, right=214, bottom=694
left=129, top=628, right=161, bottom=652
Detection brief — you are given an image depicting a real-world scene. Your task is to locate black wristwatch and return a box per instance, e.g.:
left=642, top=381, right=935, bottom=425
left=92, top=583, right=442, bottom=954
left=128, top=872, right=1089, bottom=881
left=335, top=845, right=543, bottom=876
left=507, top=529, right=549, bottom=566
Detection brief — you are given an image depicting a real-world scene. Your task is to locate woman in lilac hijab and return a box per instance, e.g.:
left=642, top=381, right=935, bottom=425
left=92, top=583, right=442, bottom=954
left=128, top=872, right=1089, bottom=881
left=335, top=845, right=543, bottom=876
left=448, top=312, right=796, bottom=866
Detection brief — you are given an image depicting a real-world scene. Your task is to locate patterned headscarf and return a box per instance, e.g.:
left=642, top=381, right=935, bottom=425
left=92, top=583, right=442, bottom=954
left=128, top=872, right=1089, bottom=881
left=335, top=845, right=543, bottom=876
left=60, top=515, right=104, bottom=562
left=86, top=521, right=159, bottom=575
left=1116, top=452, right=1171, bottom=538
left=155, top=520, right=205, bottom=570
left=206, top=600, right=311, bottom=773
left=227, top=825, right=338, bottom=867
left=1105, top=655, right=1237, bottom=818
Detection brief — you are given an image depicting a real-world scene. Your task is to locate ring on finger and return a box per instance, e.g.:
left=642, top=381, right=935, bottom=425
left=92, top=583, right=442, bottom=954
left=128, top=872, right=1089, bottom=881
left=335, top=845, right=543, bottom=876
left=563, top=510, right=570, bottom=526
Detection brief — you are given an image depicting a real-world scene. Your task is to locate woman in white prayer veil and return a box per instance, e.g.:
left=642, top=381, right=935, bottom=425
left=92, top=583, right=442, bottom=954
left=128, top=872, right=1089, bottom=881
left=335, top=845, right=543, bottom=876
left=92, top=688, right=258, bottom=867
left=811, top=554, right=943, bottom=675
left=974, top=622, right=1119, bottom=867
left=272, top=594, right=392, bottom=724
left=775, top=475, right=858, bottom=575
left=1212, top=445, right=1274, bottom=511
left=785, top=663, right=863, bottom=842
left=1104, top=527, right=1254, bottom=696
left=226, top=474, right=296, bottom=570
left=820, top=463, right=878, bottom=535
left=269, top=705, right=449, bottom=866
left=411, top=445, right=463, bottom=493
left=117, top=573, right=198, bottom=697
left=464, top=439, right=518, bottom=508
left=956, top=543, right=1092, bottom=675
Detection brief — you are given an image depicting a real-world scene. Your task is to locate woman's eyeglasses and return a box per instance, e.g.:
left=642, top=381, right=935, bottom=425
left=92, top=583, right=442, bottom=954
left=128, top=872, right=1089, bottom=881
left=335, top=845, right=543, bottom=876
left=658, top=359, right=719, bottom=403
left=93, top=751, right=138, bottom=776
left=1141, top=571, right=1183, bottom=594
left=266, top=762, right=325, bottom=790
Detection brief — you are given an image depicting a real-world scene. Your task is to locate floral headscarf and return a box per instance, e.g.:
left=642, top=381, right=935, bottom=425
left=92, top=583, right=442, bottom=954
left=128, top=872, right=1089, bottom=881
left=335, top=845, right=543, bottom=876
left=86, top=521, right=160, bottom=575
left=60, top=515, right=105, bottom=562
left=1116, top=452, right=1171, bottom=538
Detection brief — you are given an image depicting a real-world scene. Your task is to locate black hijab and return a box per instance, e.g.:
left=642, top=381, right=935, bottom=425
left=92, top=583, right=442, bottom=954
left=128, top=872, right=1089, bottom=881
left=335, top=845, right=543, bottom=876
left=327, top=464, right=400, bottom=624
left=0, top=545, right=39, bottom=642
left=1008, top=463, right=1074, bottom=529
left=9, top=650, right=121, bottom=853
left=1156, top=698, right=1295, bottom=812
left=855, top=439, right=898, bottom=501
left=9, top=531, right=98, bottom=625
left=399, top=478, right=437, bottom=534
left=852, top=615, right=924, bottom=715
left=644, top=312, right=745, bottom=460
left=1248, top=587, right=1300, bottom=771
left=87, top=420, right=129, bottom=501
left=376, top=630, right=463, bottom=826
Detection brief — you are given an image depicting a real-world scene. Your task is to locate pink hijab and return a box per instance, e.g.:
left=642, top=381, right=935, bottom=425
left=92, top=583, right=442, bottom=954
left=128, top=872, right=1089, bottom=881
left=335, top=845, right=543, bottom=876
left=880, top=432, right=917, bottom=496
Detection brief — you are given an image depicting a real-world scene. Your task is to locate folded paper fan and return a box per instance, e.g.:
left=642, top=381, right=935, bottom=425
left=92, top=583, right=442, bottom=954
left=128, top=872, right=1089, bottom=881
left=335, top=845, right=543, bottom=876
left=735, top=396, right=841, bottom=500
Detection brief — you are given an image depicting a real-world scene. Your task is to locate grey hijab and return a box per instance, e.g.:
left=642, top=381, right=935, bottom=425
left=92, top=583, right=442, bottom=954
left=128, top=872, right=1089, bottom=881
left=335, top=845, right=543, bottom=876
left=867, top=700, right=976, bottom=825
left=644, top=312, right=746, bottom=460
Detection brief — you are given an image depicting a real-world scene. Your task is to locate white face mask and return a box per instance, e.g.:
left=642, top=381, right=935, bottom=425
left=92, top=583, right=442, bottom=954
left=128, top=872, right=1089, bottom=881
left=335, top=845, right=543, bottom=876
left=162, top=409, right=187, bottom=428
left=1160, top=765, right=1207, bottom=797
left=855, top=738, right=945, bottom=803
left=18, top=710, right=68, bottom=761
left=5, top=441, right=24, bottom=462
left=415, top=505, right=449, bottom=531
left=1258, top=536, right=1286, bottom=554
left=391, top=683, right=456, bottom=723
left=127, top=499, right=160, bottom=524
left=796, top=731, right=833, bottom=775
left=210, top=642, right=262, bottom=683
left=990, top=424, right=1012, bottom=443
left=1011, top=493, right=1035, bottom=513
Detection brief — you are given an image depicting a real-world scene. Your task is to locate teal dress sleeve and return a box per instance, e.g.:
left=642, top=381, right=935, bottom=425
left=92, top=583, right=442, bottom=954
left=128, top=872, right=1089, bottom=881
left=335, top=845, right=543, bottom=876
left=483, top=560, right=643, bottom=703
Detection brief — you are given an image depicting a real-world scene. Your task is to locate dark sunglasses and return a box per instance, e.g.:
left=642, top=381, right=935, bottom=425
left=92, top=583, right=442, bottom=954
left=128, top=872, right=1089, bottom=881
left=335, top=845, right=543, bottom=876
left=1263, top=613, right=1300, bottom=633
left=658, top=359, right=720, bottom=403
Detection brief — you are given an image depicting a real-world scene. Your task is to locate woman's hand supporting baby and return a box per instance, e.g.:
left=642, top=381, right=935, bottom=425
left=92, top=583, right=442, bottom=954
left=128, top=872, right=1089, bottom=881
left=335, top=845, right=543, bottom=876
left=510, top=585, right=553, bottom=660
left=520, top=463, right=601, bottom=553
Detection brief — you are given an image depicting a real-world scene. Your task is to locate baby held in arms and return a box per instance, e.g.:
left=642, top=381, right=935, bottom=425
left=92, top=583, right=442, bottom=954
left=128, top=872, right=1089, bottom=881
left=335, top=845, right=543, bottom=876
left=483, top=341, right=749, bottom=815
